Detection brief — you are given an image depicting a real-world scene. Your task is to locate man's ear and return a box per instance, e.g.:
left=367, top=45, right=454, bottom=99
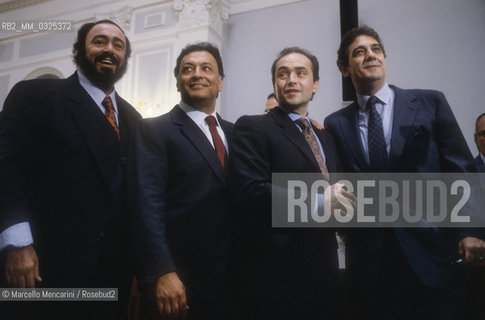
left=218, top=77, right=223, bottom=92
left=338, top=64, right=350, bottom=78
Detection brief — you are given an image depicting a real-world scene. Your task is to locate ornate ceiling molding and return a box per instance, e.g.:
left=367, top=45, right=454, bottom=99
left=173, top=0, right=229, bottom=37
left=94, top=5, right=134, bottom=31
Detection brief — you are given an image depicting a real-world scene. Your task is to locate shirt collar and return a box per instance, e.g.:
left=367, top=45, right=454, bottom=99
left=178, top=100, right=219, bottom=126
left=357, top=83, right=392, bottom=111
left=287, top=111, right=311, bottom=123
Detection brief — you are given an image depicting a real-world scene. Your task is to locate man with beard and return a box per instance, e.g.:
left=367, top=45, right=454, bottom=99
left=0, top=20, right=140, bottom=319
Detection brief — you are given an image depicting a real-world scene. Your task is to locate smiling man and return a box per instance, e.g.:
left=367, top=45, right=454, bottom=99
left=324, top=25, right=485, bottom=320
left=230, top=47, right=355, bottom=320
left=0, top=20, right=141, bottom=319
left=130, top=42, right=233, bottom=320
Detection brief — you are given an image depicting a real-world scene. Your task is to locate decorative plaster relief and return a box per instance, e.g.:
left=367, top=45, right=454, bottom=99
left=94, top=5, right=133, bottom=31
left=173, top=0, right=228, bottom=37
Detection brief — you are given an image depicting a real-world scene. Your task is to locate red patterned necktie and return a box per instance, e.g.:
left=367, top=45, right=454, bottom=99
left=206, top=115, right=228, bottom=171
left=295, top=118, right=329, bottom=180
left=102, top=96, right=120, bottom=140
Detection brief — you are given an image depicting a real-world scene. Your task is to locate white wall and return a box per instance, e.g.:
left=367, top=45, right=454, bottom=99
left=221, top=0, right=485, bottom=154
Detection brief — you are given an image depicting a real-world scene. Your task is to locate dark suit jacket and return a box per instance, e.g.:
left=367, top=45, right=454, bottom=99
left=130, top=105, right=233, bottom=302
left=475, top=155, right=485, bottom=173
left=230, top=107, right=341, bottom=307
left=0, top=72, right=141, bottom=291
left=324, top=85, right=479, bottom=288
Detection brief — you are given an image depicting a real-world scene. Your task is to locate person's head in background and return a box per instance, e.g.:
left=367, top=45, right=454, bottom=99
left=264, top=93, right=278, bottom=113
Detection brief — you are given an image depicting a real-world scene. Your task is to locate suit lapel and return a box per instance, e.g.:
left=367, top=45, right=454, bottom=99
left=272, top=107, right=321, bottom=171
left=116, top=93, right=140, bottom=156
left=171, top=105, right=226, bottom=184
left=337, top=103, right=370, bottom=171
left=64, top=73, right=120, bottom=190
left=389, top=85, right=418, bottom=170
left=218, top=114, right=233, bottom=144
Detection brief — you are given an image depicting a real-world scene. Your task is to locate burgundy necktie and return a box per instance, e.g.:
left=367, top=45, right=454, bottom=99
left=296, top=118, right=330, bottom=180
left=206, top=115, right=228, bottom=171
left=102, top=96, right=120, bottom=140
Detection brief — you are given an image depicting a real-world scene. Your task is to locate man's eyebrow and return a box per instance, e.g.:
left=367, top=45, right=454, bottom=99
left=351, top=45, right=366, bottom=54
left=91, top=34, right=125, bottom=45
left=113, top=36, right=125, bottom=43
left=91, top=35, right=108, bottom=41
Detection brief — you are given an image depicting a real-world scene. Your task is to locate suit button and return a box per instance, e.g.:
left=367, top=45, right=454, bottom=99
left=96, top=231, right=105, bottom=241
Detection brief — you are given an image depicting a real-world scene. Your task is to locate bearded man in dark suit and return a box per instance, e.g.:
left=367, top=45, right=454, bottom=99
left=0, top=20, right=141, bottom=319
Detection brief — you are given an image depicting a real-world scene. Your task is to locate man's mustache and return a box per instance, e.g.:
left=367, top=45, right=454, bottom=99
left=95, top=52, right=119, bottom=66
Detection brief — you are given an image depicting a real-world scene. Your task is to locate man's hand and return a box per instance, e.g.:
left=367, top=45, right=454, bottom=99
left=5, top=245, right=42, bottom=288
left=155, top=272, right=187, bottom=319
left=324, top=183, right=357, bottom=217
left=458, top=236, right=485, bottom=264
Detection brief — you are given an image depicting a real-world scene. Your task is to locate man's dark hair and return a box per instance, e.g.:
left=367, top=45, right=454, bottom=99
left=337, top=25, right=386, bottom=68
left=476, top=112, right=485, bottom=133
left=271, top=47, right=319, bottom=85
left=72, top=19, right=131, bottom=67
left=267, top=93, right=276, bottom=100
left=174, top=42, right=224, bottom=79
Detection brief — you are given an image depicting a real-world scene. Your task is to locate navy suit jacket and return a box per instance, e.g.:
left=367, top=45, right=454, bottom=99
left=475, top=155, right=485, bottom=173
left=130, top=105, right=233, bottom=301
left=325, top=85, right=479, bottom=288
left=0, top=72, right=141, bottom=290
left=230, top=106, right=341, bottom=304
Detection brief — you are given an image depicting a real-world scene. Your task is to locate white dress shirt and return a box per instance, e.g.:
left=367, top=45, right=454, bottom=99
left=178, top=101, right=229, bottom=152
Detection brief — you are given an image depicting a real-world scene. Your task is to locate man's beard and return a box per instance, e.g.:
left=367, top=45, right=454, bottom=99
left=79, top=52, right=127, bottom=92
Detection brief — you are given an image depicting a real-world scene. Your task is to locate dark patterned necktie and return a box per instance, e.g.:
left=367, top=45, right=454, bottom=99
left=102, top=96, right=120, bottom=140
left=295, top=118, right=329, bottom=180
left=367, top=96, right=388, bottom=172
left=206, top=115, right=228, bottom=172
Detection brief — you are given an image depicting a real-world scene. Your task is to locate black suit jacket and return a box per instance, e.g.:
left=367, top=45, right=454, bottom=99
left=130, top=105, right=233, bottom=301
left=230, top=107, right=341, bottom=306
left=0, top=72, right=141, bottom=290
left=324, top=85, right=480, bottom=288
